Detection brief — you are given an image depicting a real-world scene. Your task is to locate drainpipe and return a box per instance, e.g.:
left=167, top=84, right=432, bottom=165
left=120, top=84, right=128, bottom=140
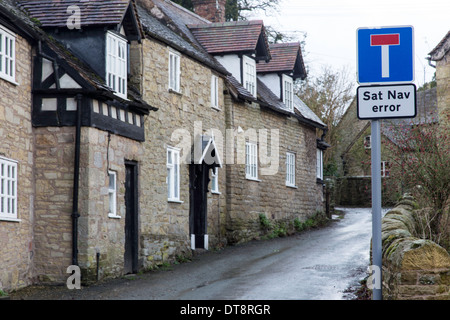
left=72, top=94, right=83, bottom=266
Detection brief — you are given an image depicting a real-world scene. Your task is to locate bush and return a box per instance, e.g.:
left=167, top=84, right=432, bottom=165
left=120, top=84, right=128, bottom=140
left=385, top=122, right=450, bottom=249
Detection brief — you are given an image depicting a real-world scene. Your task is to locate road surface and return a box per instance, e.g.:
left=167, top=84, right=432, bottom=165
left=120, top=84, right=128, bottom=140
left=12, top=207, right=383, bottom=300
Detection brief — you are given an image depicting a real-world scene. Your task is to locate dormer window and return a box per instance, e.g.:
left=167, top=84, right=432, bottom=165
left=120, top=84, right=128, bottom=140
left=243, top=55, right=257, bottom=98
left=283, top=74, right=294, bottom=111
left=106, top=31, right=127, bottom=99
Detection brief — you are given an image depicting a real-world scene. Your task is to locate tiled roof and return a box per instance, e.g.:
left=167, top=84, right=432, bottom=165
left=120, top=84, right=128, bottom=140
left=257, top=78, right=291, bottom=114
left=257, top=42, right=307, bottom=80
left=188, top=20, right=270, bottom=56
left=428, top=30, right=450, bottom=61
left=294, top=96, right=326, bottom=128
left=226, top=75, right=257, bottom=103
left=257, top=78, right=327, bottom=129
left=135, top=1, right=228, bottom=76
left=17, top=0, right=131, bottom=28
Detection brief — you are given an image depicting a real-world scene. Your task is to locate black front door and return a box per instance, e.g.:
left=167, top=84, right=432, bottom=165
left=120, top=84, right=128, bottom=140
left=189, top=163, right=210, bottom=249
left=124, top=161, right=138, bottom=274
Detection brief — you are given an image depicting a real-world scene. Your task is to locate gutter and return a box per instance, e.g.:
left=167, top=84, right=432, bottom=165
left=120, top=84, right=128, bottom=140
left=426, top=57, right=436, bottom=69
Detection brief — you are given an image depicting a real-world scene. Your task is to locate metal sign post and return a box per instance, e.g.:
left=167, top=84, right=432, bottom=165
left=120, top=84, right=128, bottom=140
left=371, top=120, right=382, bottom=300
left=357, top=25, right=416, bottom=300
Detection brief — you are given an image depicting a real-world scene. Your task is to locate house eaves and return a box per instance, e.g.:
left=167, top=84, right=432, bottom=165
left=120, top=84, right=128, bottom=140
left=0, top=0, right=41, bottom=41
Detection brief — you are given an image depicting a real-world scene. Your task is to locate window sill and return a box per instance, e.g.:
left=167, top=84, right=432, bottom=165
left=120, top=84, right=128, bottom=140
left=168, top=88, right=182, bottom=95
left=108, top=214, right=122, bottom=219
left=246, top=177, right=262, bottom=182
left=168, top=199, right=184, bottom=204
left=0, top=217, right=21, bottom=223
left=286, top=184, right=298, bottom=189
left=211, top=106, right=221, bottom=111
left=0, top=76, right=19, bottom=86
left=114, top=93, right=128, bottom=101
left=211, top=191, right=221, bottom=195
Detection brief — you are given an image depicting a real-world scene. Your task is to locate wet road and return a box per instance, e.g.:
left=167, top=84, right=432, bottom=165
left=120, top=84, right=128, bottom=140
left=12, top=207, right=381, bottom=300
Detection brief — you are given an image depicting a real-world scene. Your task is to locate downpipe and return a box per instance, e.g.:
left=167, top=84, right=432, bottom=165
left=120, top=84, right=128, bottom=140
left=71, top=94, right=83, bottom=266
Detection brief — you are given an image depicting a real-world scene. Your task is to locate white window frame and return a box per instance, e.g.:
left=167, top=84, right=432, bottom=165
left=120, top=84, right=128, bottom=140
left=243, top=55, right=257, bottom=98
left=283, top=74, right=294, bottom=112
left=381, top=161, right=390, bottom=177
left=211, top=75, right=220, bottom=109
left=211, top=167, right=220, bottom=194
left=245, top=142, right=258, bottom=180
left=0, top=25, right=16, bottom=83
left=286, top=152, right=296, bottom=187
left=0, top=157, right=18, bottom=221
left=167, top=146, right=181, bottom=202
left=108, top=171, right=120, bottom=219
left=106, top=31, right=128, bottom=99
left=316, top=149, right=323, bottom=180
left=169, top=49, right=181, bottom=93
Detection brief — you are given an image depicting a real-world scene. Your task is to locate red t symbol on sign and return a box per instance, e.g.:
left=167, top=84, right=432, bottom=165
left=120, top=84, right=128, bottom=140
left=371, top=34, right=400, bottom=78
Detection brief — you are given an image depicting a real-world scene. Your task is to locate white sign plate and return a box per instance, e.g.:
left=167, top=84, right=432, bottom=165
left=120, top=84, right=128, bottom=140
left=357, top=84, right=417, bottom=120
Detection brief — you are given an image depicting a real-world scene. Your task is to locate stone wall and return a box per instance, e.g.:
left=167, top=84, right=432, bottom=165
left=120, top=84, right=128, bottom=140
left=381, top=196, right=450, bottom=300
left=131, top=35, right=228, bottom=268
left=335, top=176, right=397, bottom=207
left=77, top=127, right=145, bottom=280
left=0, top=35, right=35, bottom=291
left=33, top=127, right=76, bottom=283
left=225, top=98, right=324, bottom=244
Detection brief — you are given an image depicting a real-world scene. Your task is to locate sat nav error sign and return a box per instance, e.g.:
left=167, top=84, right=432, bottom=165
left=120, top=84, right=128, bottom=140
left=357, top=26, right=414, bottom=84
left=357, top=84, right=417, bottom=120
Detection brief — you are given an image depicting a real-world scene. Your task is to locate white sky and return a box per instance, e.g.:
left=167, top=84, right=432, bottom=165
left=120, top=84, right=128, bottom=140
left=247, top=0, right=449, bottom=88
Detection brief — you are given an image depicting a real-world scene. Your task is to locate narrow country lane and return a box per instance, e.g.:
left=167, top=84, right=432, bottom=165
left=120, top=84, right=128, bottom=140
left=12, top=207, right=387, bottom=301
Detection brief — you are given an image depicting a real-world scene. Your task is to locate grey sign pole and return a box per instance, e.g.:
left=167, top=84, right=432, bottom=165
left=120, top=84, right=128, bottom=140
left=371, top=120, right=382, bottom=300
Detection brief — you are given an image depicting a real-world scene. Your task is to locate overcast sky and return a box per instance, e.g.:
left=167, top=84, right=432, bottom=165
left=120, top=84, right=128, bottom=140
left=247, top=0, right=449, bottom=88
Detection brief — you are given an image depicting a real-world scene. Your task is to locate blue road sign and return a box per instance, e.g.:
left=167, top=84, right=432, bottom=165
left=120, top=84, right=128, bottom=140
left=357, top=26, right=414, bottom=84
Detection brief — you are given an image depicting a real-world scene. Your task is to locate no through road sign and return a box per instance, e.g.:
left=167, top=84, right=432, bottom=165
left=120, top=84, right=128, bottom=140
left=357, top=26, right=414, bottom=84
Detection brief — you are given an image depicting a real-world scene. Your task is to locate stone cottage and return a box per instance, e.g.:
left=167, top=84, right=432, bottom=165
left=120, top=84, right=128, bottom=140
left=0, top=0, right=39, bottom=291
left=131, top=0, right=230, bottom=259
left=1, top=0, right=328, bottom=291
left=187, top=2, right=328, bottom=243
left=428, top=30, right=449, bottom=129
left=16, top=0, right=156, bottom=283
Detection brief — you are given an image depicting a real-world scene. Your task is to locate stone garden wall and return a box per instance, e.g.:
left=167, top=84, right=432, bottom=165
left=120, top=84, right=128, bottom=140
left=381, top=196, right=450, bottom=300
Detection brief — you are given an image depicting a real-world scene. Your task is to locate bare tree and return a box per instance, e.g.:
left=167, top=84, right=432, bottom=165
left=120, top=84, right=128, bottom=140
left=171, top=0, right=281, bottom=21
left=296, top=65, right=354, bottom=164
left=227, top=0, right=281, bottom=21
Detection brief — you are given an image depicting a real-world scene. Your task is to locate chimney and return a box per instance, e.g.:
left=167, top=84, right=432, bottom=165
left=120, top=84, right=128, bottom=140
left=192, top=0, right=226, bottom=23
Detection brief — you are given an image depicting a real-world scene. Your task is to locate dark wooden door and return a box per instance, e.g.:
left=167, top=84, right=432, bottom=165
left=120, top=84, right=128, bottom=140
left=124, top=161, right=138, bottom=274
left=189, top=163, right=209, bottom=249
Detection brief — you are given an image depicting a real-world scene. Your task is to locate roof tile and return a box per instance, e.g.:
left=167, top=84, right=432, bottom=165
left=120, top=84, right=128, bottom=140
left=188, top=20, right=267, bottom=54
left=17, top=0, right=131, bottom=27
left=257, top=42, right=306, bottom=79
